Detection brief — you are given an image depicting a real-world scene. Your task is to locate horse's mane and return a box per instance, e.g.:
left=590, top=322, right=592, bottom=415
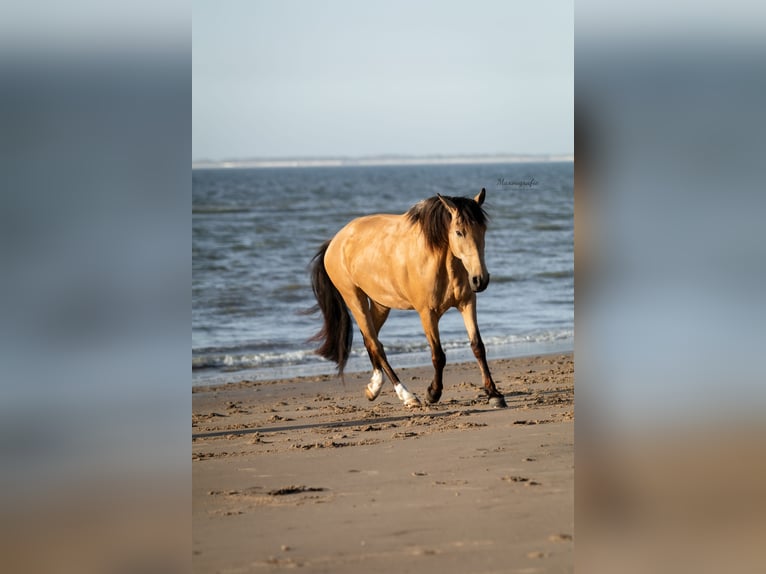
left=405, top=195, right=488, bottom=251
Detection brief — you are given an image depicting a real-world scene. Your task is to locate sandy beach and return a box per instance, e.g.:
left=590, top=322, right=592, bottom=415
left=193, top=352, right=573, bottom=573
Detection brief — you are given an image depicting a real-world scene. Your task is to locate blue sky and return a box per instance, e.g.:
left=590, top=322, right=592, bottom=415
left=193, top=0, right=572, bottom=160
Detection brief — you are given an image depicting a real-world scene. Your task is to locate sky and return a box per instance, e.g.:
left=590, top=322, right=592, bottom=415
left=193, top=0, right=573, bottom=161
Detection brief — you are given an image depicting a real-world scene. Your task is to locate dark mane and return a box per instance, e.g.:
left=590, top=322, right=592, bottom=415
left=405, top=195, right=488, bottom=250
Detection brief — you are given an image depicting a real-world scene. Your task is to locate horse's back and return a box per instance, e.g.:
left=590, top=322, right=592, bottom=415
left=339, top=213, right=401, bottom=239
left=324, top=213, right=422, bottom=310
left=328, top=213, right=403, bottom=258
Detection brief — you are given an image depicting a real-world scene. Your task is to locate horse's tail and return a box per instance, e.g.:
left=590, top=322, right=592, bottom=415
left=307, top=240, right=353, bottom=378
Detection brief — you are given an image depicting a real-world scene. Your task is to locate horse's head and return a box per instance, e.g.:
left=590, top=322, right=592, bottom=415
left=438, top=188, right=490, bottom=293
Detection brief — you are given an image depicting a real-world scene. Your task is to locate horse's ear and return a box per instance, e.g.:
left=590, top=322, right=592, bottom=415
left=474, top=188, right=486, bottom=205
left=437, top=194, right=458, bottom=217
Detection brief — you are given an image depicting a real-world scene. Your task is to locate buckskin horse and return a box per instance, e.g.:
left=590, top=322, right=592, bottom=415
left=308, top=188, right=506, bottom=408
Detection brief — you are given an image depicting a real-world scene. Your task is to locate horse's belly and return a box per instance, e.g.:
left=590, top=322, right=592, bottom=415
left=354, top=273, right=414, bottom=310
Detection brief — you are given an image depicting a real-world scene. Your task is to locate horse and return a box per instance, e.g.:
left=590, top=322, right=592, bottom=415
left=308, top=188, right=507, bottom=409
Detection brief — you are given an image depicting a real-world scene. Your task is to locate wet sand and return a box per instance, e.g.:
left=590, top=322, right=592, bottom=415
left=193, top=352, right=573, bottom=573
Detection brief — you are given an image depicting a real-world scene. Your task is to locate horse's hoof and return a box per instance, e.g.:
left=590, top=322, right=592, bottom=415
left=365, top=387, right=378, bottom=401
left=404, top=396, right=422, bottom=408
left=425, top=388, right=442, bottom=404
left=489, top=396, right=507, bottom=408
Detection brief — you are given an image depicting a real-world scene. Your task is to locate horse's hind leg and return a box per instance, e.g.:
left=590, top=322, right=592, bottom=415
left=364, top=302, right=390, bottom=401
left=345, top=291, right=421, bottom=408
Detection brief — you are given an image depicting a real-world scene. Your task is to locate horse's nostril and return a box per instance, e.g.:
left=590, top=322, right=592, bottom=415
left=473, top=274, right=489, bottom=292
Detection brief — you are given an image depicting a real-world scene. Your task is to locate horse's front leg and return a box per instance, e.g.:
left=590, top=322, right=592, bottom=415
left=459, top=298, right=507, bottom=408
left=419, top=310, right=445, bottom=404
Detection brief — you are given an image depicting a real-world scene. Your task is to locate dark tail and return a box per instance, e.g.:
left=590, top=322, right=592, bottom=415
left=306, top=240, right=353, bottom=377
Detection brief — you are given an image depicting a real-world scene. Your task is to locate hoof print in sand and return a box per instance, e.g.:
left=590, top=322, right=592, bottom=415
left=268, top=485, right=326, bottom=496
left=503, top=475, right=541, bottom=486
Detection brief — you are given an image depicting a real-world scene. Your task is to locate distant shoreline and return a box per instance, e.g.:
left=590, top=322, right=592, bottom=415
left=192, top=153, right=573, bottom=170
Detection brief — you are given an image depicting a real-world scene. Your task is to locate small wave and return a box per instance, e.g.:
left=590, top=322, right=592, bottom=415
left=193, top=348, right=318, bottom=371
left=535, top=269, right=573, bottom=280
left=491, top=271, right=572, bottom=283
left=532, top=223, right=571, bottom=231
left=488, top=275, right=524, bottom=284
left=484, top=330, right=574, bottom=346
left=192, top=205, right=252, bottom=214
left=192, top=330, right=573, bottom=373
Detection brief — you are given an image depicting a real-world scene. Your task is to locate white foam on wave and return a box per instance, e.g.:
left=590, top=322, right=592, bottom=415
left=192, top=329, right=574, bottom=386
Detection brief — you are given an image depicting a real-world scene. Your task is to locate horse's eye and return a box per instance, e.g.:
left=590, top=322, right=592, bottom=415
left=456, top=230, right=464, bottom=238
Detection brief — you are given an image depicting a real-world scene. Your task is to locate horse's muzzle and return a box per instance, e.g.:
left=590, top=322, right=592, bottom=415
left=472, top=274, right=490, bottom=293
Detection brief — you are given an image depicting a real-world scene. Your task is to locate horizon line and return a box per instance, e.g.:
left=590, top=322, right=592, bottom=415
left=192, top=152, right=574, bottom=170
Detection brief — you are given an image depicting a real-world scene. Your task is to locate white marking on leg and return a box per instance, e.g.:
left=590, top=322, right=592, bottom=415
left=394, top=382, right=421, bottom=408
left=365, top=369, right=384, bottom=401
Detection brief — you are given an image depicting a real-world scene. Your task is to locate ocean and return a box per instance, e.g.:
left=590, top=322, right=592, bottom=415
left=192, top=162, right=573, bottom=386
